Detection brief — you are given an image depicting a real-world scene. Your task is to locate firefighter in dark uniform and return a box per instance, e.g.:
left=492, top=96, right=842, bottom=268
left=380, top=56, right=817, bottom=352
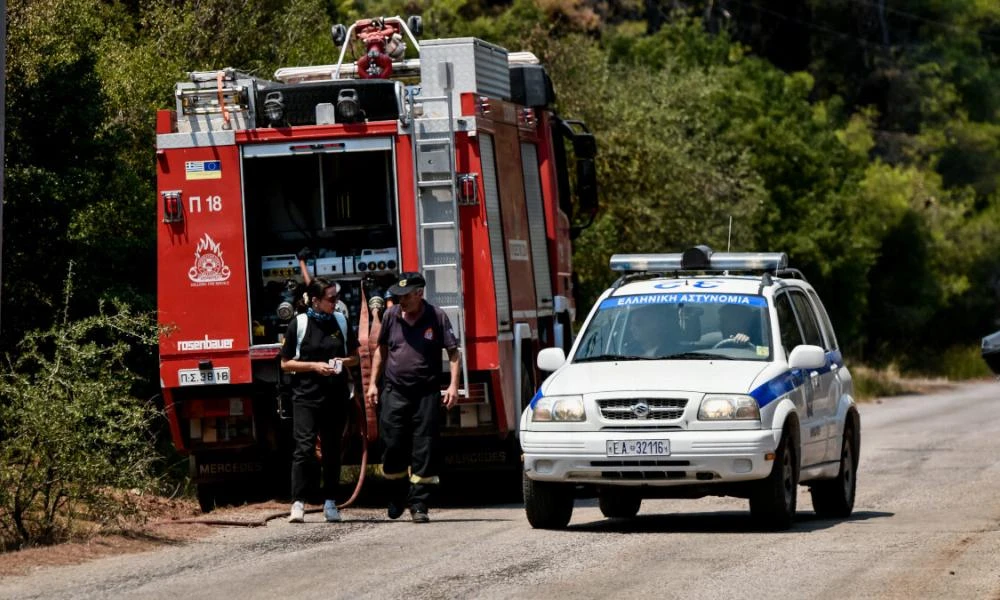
left=281, top=277, right=359, bottom=523
left=365, top=272, right=460, bottom=523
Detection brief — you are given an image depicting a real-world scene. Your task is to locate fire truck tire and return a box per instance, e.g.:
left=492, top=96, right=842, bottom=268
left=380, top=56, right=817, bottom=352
left=196, top=483, right=219, bottom=513
left=598, top=488, right=642, bottom=519
left=523, top=472, right=573, bottom=529
left=809, top=420, right=858, bottom=518
left=749, top=426, right=798, bottom=530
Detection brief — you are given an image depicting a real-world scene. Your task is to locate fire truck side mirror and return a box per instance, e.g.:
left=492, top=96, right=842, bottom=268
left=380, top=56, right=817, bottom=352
left=572, top=133, right=597, bottom=160
left=576, top=157, right=598, bottom=216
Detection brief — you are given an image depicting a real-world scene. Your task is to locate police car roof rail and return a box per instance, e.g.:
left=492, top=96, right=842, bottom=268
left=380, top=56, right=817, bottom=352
left=610, top=271, right=670, bottom=290
left=775, top=268, right=808, bottom=282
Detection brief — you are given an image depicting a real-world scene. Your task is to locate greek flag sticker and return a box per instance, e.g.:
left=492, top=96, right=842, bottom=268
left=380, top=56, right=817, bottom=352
left=185, top=160, right=222, bottom=180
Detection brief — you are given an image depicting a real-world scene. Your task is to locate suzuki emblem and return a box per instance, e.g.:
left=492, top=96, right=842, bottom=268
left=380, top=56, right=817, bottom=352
left=632, top=401, right=651, bottom=419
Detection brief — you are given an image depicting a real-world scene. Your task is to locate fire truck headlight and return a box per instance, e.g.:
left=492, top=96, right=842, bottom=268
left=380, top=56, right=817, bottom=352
left=263, top=91, right=284, bottom=125
left=698, top=395, right=760, bottom=421
left=337, top=89, right=361, bottom=123
left=532, top=396, right=585, bottom=422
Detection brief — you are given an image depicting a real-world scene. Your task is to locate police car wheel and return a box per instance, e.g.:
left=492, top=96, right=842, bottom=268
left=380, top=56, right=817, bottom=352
left=598, top=489, right=642, bottom=519
left=523, top=471, right=573, bottom=529
left=749, top=427, right=798, bottom=530
left=810, top=421, right=857, bottom=518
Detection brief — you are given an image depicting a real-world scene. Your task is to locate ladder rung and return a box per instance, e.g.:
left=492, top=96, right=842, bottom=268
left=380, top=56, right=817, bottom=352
left=416, top=137, right=453, bottom=146
left=420, top=222, right=457, bottom=229
left=422, top=263, right=459, bottom=270
left=417, top=179, right=453, bottom=188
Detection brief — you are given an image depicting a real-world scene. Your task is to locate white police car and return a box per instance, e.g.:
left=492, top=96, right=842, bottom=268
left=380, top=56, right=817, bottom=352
left=520, top=246, right=859, bottom=530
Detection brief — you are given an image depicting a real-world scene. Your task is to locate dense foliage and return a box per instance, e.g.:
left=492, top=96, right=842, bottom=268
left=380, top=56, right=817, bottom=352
left=4, top=0, right=1000, bottom=370
left=0, top=267, right=160, bottom=549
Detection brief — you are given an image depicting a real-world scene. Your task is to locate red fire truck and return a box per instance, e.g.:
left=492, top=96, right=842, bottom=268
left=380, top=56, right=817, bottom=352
left=155, top=16, right=597, bottom=510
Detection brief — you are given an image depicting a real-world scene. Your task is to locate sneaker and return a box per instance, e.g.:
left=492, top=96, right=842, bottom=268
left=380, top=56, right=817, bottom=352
left=324, top=500, right=341, bottom=523
left=410, top=505, right=429, bottom=523
left=288, top=501, right=305, bottom=523
left=387, top=500, right=404, bottom=520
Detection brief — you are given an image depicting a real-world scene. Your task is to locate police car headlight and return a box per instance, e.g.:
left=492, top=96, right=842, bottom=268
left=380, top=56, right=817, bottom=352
left=698, top=395, right=760, bottom=421
left=532, top=396, right=585, bottom=422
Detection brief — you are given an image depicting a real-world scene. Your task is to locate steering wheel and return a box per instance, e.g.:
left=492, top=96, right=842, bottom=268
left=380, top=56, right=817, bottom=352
left=713, top=337, right=755, bottom=350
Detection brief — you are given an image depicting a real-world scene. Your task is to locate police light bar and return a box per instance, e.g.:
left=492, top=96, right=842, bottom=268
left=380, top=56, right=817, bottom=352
left=610, top=246, right=788, bottom=273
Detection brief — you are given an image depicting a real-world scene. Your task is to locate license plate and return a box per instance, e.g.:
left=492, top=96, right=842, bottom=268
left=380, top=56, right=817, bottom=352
left=178, top=367, right=231, bottom=386
left=606, top=439, right=671, bottom=457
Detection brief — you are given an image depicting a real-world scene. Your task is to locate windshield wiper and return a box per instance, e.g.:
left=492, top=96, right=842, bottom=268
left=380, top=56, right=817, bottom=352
left=574, top=354, right=649, bottom=363
left=664, top=351, right=737, bottom=360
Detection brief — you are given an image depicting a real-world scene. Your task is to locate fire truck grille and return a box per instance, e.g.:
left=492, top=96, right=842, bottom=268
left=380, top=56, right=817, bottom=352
left=597, top=398, right=687, bottom=421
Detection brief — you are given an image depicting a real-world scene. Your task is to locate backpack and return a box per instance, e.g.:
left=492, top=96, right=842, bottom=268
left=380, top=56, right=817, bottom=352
left=293, top=311, right=348, bottom=360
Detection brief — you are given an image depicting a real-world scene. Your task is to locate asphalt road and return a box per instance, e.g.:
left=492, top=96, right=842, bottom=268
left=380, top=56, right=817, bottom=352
left=2, top=381, right=999, bottom=600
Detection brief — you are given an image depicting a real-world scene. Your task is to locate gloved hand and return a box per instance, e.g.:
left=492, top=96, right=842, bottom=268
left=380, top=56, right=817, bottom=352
left=297, top=247, right=314, bottom=261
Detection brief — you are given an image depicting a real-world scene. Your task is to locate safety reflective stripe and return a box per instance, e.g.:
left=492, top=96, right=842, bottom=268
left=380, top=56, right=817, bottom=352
left=410, top=474, right=440, bottom=485
left=382, top=469, right=409, bottom=480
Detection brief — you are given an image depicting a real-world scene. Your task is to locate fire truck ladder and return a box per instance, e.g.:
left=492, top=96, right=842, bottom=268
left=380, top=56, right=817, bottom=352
left=411, top=69, right=469, bottom=398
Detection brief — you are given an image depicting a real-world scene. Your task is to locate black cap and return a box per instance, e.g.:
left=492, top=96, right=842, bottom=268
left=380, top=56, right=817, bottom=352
left=388, top=272, right=426, bottom=296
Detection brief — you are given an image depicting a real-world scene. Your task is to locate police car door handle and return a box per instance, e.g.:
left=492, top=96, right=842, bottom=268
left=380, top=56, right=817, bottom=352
left=809, top=371, right=820, bottom=389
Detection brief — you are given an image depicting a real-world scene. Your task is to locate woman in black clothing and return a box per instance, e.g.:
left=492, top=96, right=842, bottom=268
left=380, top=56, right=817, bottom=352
left=280, top=277, right=359, bottom=523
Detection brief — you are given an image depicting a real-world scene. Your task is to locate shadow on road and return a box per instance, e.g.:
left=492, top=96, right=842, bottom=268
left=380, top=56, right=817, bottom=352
left=567, top=509, right=894, bottom=534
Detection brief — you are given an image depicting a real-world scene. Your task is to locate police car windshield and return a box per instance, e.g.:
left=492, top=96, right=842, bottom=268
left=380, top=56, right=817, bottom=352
left=573, top=293, right=772, bottom=362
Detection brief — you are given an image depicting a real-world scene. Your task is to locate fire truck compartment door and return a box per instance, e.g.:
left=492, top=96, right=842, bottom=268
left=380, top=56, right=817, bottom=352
left=158, top=144, right=251, bottom=385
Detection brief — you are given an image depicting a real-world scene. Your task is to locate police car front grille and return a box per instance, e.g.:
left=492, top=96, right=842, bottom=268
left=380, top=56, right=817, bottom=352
left=597, top=398, right=687, bottom=421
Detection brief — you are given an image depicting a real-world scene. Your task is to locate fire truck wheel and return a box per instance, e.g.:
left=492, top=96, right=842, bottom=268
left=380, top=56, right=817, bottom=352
left=749, top=426, right=798, bottom=530
left=523, top=471, right=573, bottom=529
left=598, top=488, right=642, bottom=519
left=196, top=483, right=219, bottom=513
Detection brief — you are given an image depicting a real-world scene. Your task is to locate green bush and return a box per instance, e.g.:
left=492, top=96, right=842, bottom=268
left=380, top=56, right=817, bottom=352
left=934, top=344, right=994, bottom=381
left=0, top=270, right=159, bottom=550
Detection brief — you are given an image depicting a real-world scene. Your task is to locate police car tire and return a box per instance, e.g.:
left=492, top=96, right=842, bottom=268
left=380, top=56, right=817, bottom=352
left=749, top=427, right=798, bottom=530
left=523, top=471, right=573, bottom=529
left=598, top=489, right=642, bottom=519
left=809, top=421, right=857, bottom=518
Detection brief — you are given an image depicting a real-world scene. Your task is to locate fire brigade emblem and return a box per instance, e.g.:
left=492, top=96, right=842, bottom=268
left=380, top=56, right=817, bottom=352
left=188, top=234, right=231, bottom=284
left=424, top=327, right=434, bottom=340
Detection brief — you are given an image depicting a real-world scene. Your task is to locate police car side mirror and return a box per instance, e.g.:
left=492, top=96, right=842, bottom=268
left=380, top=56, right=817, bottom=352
left=537, top=347, right=566, bottom=372
left=787, top=345, right=825, bottom=370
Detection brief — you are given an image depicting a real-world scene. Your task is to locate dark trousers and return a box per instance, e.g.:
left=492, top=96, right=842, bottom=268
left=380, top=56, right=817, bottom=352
left=379, top=383, right=441, bottom=508
left=291, top=395, right=347, bottom=502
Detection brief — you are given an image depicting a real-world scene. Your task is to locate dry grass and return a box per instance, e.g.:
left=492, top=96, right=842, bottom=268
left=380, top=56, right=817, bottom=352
left=0, top=494, right=207, bottom=577
left=851, top=364, right=956, bottom=402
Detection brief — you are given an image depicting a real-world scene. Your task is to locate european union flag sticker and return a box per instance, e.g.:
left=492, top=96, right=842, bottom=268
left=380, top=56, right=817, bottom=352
left=185, top=160, right=223, bottom=180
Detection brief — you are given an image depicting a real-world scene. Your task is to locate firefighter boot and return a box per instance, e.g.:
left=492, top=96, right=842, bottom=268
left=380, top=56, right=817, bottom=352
left=410, top=503, right=429, bottom=523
